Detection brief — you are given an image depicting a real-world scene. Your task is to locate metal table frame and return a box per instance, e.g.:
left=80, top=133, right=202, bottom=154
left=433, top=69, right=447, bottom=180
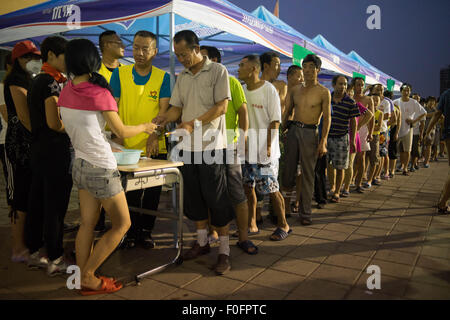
left=119, top=165, right=184, bottom=283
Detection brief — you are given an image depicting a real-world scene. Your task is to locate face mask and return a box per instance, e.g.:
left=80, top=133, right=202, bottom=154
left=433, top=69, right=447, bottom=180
left=25, top=59, right=43, bottom=76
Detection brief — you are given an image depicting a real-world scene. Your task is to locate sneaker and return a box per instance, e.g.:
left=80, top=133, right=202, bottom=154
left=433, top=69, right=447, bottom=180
left=47, top=256, right=68, bottom=276
left=27, top=251, right=49, bottom=269
left=424, top=164, right=430, bottom=168
left=363, top=182, right=372, bottom=189
left=414, top=165, right=419, bottom=170
left=214, top=254, right=231, bottom=275
left=182, top=242, right=210, bottom=261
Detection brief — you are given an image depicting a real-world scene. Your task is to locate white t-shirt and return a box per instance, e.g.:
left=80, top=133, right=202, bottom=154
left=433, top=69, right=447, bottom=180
left=413, top=106, right=427, bottom=135
left=394, top=98, right=427, bottom=138
left=60, top=108, right=117, bottom=169
left=378, top=99, right=391, bottom=133
left=243, top=81, right=281, bottom=164
left=0, top=83, right=6, bottom=144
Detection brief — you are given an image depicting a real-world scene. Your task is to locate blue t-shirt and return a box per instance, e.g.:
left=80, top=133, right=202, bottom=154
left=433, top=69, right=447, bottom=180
left=110, top=66, right=171, bottom=99
left=329, top=92, right=360, bottom=137
left=437, top=88, right=450, bottom=139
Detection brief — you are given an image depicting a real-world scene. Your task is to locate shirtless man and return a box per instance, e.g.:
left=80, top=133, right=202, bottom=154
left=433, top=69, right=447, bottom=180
left=351, top=77, right=374, bottom=193
left=282, top=54, right=331, bottom=225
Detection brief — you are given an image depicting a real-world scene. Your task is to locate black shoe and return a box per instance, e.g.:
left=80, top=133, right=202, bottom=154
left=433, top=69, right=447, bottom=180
left=139, top=232, right=156, bottom=249
left=316, top=202, right=325, bottom=209
left=118, top=235, right=137, bottom=249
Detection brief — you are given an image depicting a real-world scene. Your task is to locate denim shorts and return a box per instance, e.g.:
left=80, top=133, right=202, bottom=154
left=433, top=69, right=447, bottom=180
left=72, top=158, right=123, bottom=199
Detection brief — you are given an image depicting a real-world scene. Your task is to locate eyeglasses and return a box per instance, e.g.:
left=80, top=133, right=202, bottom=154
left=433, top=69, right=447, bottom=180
left=132, top=46, right=155, bottom=54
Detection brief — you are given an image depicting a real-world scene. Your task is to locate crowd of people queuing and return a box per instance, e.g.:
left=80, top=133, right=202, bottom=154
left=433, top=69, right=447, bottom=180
left=0, top=28, right=448, bottom=295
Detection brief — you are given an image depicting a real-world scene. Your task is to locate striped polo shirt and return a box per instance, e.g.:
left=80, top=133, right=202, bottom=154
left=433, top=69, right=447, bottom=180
left=329, top=92, right=361, bottom=137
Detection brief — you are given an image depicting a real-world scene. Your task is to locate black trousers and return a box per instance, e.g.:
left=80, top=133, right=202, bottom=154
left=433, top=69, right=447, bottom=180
left=126, top=153, right=167, bottom=238
left=314, top=154, right=327, bottom=204
left=0, top=144, right=12, bottom=206
left=26, top=139, right=73, bottom=261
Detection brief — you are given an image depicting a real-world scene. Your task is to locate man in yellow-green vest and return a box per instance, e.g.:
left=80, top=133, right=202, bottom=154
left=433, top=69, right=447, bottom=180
left=110, top=30, right=171, bottom=249
left=98, top=30, right=124, bottom=82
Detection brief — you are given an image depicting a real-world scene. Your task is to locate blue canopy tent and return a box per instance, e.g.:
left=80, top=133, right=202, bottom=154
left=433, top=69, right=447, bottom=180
left=0, top=0, right=367, bottom=85
left=252, top=5, right=401, bottom=90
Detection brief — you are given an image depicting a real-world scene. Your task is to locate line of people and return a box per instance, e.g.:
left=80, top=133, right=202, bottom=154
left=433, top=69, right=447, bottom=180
left=1, top=28, right=448, bottom=296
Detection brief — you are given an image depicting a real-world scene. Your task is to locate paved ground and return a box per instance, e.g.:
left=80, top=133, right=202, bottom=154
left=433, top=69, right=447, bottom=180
left=0, top=158, right=449, bottom=300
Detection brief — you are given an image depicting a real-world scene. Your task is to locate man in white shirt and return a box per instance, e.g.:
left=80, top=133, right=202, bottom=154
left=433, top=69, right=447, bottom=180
left=394, top=83, right=426, bottom=175
left=237, top=54, right=291, bottom=241
left=409, top=94, right=426, bottom=171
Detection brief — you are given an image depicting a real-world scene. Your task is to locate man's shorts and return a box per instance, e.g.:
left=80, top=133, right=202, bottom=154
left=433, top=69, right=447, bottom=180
left=411, top=134, right=421, bottom=158
left=388, top=126, right=399, bottom=160
left=242, top=161, right=279, bottom=195
left=359, top=125, right=371, bottom=152
left=379, top=132, right=388, bottom=158
left=398, top=130, right=413, bottom=153
left=72, top=158, right=123, bottom=199
left=368, top=134, right=380, bottom=166
left=327, top=134, right=350, bottom=170
left=179, top=150, right=234, bottom=228
left=225, top=150, right=247, bottom=206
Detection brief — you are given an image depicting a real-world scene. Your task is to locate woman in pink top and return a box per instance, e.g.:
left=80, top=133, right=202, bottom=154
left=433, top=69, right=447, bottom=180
left=342, top=84, right=373, bottom=195
left=59, top=39, right=157, bottom=295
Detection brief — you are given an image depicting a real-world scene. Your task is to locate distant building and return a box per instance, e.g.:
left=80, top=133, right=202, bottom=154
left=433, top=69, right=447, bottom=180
left=441, top=65, right=450, bottom=95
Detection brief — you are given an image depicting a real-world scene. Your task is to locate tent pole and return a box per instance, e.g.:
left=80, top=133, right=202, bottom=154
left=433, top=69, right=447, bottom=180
left=169, top=11, right=175, bottom=89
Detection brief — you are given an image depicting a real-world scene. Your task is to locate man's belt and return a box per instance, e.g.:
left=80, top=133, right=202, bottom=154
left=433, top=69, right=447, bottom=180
left=289, top=121, right=318, bottom=129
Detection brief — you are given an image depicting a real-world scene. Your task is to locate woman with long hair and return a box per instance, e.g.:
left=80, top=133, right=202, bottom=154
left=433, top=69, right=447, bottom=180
left=58, top=38, right=157, bottom=295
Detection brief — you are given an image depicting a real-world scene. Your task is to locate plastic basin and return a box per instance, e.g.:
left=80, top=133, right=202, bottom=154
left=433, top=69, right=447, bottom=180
left=113, top=149, right=142, bottom=165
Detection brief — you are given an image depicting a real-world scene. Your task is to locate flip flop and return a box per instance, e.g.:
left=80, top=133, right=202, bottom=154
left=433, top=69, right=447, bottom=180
left=80, top=277, right=123, bottom=296
left=270, top=227, right=292, bottom=241
left=330, top=195, right=340, bottom=203
left=437, top=206, right=449, bottom=214
left=237, top=240, right=259, bottom=255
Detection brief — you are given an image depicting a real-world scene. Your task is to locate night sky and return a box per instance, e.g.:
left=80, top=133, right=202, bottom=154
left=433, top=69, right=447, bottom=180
left=230, top=0, right=450, bottom=97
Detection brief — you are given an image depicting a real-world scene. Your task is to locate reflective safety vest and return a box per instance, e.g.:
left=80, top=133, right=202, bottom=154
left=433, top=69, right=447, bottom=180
left=98, top=62, right=116, bottom=83
left=118, top=64, right=167, bottom=154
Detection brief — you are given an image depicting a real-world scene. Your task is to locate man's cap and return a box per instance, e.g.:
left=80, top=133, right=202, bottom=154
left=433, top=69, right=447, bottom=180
left=11, top=40, right=41, bottom=62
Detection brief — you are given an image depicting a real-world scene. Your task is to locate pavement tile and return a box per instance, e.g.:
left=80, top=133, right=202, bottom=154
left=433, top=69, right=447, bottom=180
left=336, top=242, right=378, bottom=258
left=415, top=255, right=450, bottom=271
left=271, top=257, right=320, bottom=277
left=286, top=246, right=332, bottom=263
left=163, top=288, right=212, bottom=300
left=420, top=245, right=450, bottom=260
left=235, top=251, right=282, bottom=268
left=313, top=229, right=350, bottom=242
left=309, top=264, right=361, bottom=286
left=149, top=266, right=203, bottom=288
left=249, top=268, right=305, bottom=292
left=410, top=267, right=450, bottom=288
left=404, top=281, right=450, bottom=300
left=0, top=287, right=28, bottom=299
left=323, top=253, right=371, bottom=271
left=258, top=234, right=308, bottom=256
left=114, top=278, right=178, bottom=300
left=323, top=223, right=358, bottom=234
left=285, top=279, right=351, bottom=300
left=368, top=259, right=414, bottom=280
left=183, top=275, right=244, bottom=299
left=373, top=249, right=419, bottom=265
left=226, top=283, right=288, bottom=300
left=221, top=261, right=265, bottom=282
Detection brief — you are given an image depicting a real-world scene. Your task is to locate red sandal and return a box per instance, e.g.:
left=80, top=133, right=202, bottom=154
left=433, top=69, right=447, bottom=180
left=80, top=277, right=123, bottom=296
